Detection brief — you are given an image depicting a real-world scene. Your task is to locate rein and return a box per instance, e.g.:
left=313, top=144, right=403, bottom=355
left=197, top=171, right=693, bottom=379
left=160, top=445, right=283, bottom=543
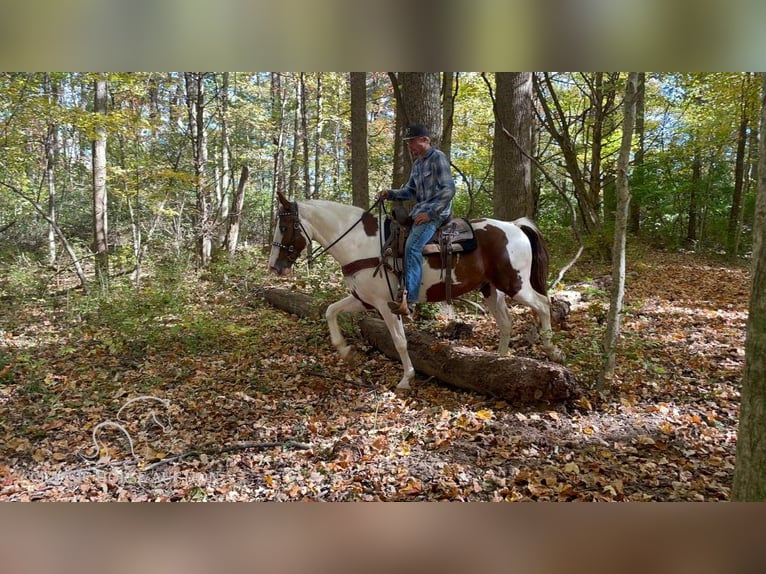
left=274, top=198, right=383, bottom=269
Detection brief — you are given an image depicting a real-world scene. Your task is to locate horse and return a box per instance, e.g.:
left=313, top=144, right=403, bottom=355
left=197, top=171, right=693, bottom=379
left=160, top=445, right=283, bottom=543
left=268, top=191, right=564, bottom=390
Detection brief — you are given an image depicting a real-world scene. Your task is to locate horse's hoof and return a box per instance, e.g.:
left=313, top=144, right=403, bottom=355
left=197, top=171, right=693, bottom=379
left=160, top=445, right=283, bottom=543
left=340, top=346, right=358, bottom=366
left=396, top=380, right=411, bottom=390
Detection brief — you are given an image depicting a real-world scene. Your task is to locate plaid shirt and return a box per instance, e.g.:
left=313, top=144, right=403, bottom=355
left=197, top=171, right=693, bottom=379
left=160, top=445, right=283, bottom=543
left=388, top=147, right=455, bottom=222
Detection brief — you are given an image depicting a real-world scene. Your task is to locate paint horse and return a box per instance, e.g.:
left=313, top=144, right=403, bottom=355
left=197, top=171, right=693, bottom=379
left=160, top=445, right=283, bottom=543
left=268, top=191, right=564, bottom=390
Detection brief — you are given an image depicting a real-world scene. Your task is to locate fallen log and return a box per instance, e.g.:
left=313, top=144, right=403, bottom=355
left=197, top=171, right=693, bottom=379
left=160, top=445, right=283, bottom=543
left=259, top=287, right=579, bottom=404
left=359, top=317, right=578, bottom=404
left=259, top=287, right=325, bottom=320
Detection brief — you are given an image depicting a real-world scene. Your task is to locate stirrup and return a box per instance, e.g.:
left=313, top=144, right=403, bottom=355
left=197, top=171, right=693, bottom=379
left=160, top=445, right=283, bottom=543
left=388, top=291, right=411, bottom=316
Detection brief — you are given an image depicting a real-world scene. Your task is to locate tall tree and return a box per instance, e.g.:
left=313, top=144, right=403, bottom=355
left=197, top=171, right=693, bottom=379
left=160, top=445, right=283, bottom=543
left=223, top=165, right=249, bottom=255
left=732, top=72, right=766, bottom=500
left=441, top=72, right=457, bottom=161
left=628, top=72, right=645, bottom=234
left=217, top=72, right=232, bottom=245
left=388, top=72, right=442, bottom=188
left=44, top=73, right=59, bottom=267
left=599, top=72, right=639, bottom=386
left=270, top=73, right=288, bottom=240
left=300, top=72, right=311, bottom=199
left=493, top=72, right=535, bottom=220
left=92, top=76, right=109, bottom=283
left=686, top=145, right=701, bottom=246
left=535, top=72, right=621, bottom=237
left=350, top=72, right=370, bottom=208
left=185, top=72, right=213, bottom=266
left=727, top=73, right=756, bottom=256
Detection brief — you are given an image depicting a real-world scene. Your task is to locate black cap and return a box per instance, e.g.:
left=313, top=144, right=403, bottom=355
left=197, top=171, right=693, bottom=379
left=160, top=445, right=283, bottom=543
left=403, top=124, right=430, bottom=140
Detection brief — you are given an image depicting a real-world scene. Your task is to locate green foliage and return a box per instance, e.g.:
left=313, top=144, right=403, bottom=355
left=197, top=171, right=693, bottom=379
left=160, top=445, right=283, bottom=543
left=0, top=71, right=760, bottom=283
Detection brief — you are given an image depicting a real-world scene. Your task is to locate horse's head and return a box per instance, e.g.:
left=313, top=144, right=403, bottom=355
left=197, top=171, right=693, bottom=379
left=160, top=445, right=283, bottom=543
left=268, top=192, right=309, bottom=276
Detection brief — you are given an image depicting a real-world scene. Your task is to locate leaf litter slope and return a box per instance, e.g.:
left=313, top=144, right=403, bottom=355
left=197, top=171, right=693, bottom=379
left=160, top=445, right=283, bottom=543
left=0, top=250, right=747, bottom=501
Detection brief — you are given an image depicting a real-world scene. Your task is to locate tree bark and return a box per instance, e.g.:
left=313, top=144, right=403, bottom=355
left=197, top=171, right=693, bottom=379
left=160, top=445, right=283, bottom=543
left=493, top=72, right=535, bottom=220
left=732, top=72, right=766, bottom=500
left=629, top=72, right=645, bottom=234
left=92, top=77, right=109, bottom=283
left=727, top=74, right=753, bottom=256
left=258, top=287, right=578, bottom=404
left=350, top=72, right=370, bottom=209
left=599, top=73, right=639, bottom=387
left=441, top=72, right=456, bottom=161
left=44, top=72, right=59, bottom=267
left=359, top=317, right=578, bottom=404
left=391, top=72, right=443, bottom=185
left=185, top=72, right=213, bottom=266
left=224, top=165, right=249, bottom=255
left=259, top=287, right=325, bottom=319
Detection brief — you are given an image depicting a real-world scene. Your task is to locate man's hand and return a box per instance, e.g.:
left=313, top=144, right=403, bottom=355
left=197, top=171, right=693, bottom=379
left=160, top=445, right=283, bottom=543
left=413, top=213, right=431, bottom=225
left=377, top=190, right=389, bottom=200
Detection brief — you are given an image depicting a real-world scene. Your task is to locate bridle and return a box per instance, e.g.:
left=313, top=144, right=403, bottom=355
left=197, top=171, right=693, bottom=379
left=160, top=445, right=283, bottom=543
left=272, top=202, right=311, bottom=266
left=272, top=198, right=383, bottom=269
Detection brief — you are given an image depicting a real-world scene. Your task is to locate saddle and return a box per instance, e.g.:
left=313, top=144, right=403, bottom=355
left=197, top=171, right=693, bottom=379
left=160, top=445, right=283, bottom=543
left=384, top=203, right=477, bottom=258
left=382, top=202, right=477, bottom=303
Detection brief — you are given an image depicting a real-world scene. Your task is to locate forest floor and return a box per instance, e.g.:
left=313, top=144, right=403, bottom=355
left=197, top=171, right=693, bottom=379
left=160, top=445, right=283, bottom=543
left=0, top=247, right=749, bottom=501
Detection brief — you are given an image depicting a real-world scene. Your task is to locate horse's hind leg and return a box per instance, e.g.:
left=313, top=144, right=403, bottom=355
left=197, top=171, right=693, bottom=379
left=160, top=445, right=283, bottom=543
left=512, top=288, right=565, bottom=362
left=483, top=285, right=512, bottom=355
left=325, top=295, right=366, bottom=365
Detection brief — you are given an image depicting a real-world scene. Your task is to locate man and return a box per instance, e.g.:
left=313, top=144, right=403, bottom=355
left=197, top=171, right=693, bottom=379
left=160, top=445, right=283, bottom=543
left=379, top=123, right=456, bottom=316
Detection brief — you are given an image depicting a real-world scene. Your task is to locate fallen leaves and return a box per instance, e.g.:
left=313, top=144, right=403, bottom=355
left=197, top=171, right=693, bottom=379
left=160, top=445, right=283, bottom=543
left=0, top=248, right=747, bottom=501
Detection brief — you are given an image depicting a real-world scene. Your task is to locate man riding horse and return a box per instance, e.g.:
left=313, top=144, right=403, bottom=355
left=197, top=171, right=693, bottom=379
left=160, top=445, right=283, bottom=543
left=378, top=123, right=456, bottom=317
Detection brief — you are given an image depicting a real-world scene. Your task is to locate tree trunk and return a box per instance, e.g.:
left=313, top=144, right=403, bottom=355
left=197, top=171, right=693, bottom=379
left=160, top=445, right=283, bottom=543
left=360, top=317, right=578, bottom=404
left=441, top=72, right=456, bottom=161
left=732, top=72, right=766, bottom=500
left=300, top=72, right=311, bottom=199
left=257, top=287, right=578, bottom=404
left=599, top=73, right=639, bottom=387
left=44, top=73, right=59, bottom=267
left=731, top=73, right=766, bottom=501
left=493, top=72, right=534, bottom=220
left=92, top=77, right=109, bottom=283
left=270, top=73, right=287, bottom=241
left=350, top=72, right=370, bottom=209
left=536, top=73, right=600, bottom=234
left=218, top=72, right=232, bottom=248
left=224, top=165, right=249, bottom=255
left=629, top=72, right=646, bottom=234
left=185, top=72, right=213, bottom=266
left=314, top=73, right=323, bottom=199
left=391, top=72, right=443, bottom=187
left=728, top=74, right=752, bottom=256
left=687, top=148, right=701, bottom=245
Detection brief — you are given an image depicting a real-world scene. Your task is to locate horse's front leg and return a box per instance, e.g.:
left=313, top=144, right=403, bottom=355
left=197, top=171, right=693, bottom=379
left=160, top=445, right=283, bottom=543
left=378, top=309, right=416, bottom=389
left=325, top=295, right=366, bottom=365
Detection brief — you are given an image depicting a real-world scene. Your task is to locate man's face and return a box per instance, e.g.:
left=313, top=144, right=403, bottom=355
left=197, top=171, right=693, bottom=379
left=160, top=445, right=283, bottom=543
left=406, top=136, right=429, bottom=158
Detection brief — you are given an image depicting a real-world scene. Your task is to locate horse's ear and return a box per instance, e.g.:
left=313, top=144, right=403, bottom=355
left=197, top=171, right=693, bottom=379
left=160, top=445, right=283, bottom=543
left=276, top=191, right=290, bottom=208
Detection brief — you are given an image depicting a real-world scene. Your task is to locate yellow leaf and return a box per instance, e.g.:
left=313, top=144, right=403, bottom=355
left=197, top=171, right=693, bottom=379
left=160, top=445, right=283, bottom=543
left=476, top=409, right=493, bottom=421
left=399, top=478, right=423, bottom=495
left=564, top=462, right=580, bottom=474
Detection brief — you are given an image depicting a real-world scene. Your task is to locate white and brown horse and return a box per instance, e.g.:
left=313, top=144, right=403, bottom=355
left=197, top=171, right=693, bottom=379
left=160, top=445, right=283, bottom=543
left=268, top=191, right=563, bottom=389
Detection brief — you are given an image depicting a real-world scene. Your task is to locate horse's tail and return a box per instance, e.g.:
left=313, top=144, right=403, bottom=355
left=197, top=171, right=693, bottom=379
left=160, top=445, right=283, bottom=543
left=515, top=217, right=549, bottom=296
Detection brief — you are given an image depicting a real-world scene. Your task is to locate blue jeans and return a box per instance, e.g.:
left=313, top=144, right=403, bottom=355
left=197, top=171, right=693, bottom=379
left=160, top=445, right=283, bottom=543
left=403, top=218, right=441, bottom=302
